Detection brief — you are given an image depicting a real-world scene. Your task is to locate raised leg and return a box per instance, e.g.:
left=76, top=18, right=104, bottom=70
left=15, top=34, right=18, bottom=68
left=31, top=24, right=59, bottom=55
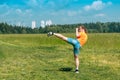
left=54, top=33, right=68, bottom=42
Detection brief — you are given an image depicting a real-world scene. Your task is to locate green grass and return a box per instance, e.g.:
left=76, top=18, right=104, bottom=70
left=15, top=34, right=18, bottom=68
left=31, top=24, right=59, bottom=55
left=0, top=33, right=120, bottom=80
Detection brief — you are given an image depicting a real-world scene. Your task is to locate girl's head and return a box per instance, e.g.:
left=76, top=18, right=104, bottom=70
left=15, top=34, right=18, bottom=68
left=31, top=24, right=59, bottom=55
left=78, top=25, right=87, bottom=33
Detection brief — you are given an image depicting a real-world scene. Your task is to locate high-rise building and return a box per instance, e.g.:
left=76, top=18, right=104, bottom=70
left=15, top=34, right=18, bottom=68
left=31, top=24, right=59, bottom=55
left=32, top=21, right=36, bottom=29
left=40, top=20, right=53, bottom=28
left=40, top=20, right=45, bottom=28
left=46, top=20, right=52, bottom=26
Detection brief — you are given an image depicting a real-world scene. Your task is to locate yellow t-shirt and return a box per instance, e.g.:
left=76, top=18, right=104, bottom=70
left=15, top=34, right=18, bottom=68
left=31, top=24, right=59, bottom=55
left=77, top=32, right=88, bottom=46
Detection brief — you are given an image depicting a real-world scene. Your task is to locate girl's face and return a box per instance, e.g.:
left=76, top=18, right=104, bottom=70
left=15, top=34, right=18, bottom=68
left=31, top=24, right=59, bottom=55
left=78, top=26, right=83, bottom=32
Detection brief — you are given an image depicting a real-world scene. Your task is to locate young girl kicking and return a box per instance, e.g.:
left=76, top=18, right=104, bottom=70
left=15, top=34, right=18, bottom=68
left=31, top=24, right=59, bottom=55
left=47, top=25, right=88, bottom=73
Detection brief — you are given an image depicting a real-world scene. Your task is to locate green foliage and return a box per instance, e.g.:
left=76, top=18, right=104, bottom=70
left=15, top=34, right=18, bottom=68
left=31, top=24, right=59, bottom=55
left=0, top=33, right=119, bottom=80
left=0, top=22, right=120, bottom=34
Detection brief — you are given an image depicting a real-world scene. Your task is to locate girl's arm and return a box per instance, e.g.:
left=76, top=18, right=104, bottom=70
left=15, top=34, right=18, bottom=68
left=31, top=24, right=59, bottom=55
left=76, top=28, right=79, bottom=37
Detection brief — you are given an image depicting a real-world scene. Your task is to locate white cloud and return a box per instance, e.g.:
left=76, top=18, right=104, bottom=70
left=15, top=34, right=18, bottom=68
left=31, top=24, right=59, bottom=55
left=29, top=0, right=38, bottom=6
left=0, top=4, right=11, bottom=17
left=15, top=8, right=32, bottom=17
left=84, top=0, right=112, bottom=11
left=25, top=9, right=31, bottom=13
left=67, top=10, right=82, bottom=16
left=107, top=2, right=112, bottom=5
left=25, top=9, right=33, bottom=16
left=0, top=3, right=9, bottom=9
left=95, top=13, right=105, bottom=17
left=0, top=3, right=9, bottom=13
left=67, top=11, right=77, bottom=16
left=16, top=9, right=22, bottom=13
left=25, top=0, right=39, bottom=7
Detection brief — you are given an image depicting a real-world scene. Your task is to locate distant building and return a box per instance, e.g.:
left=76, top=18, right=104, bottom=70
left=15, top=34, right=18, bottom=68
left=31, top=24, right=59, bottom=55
left=46, top=20, right=52, bottom=26
left=40, top=20, right=52, bottom=28
left=32, top=21, right=36, bottom=29
left=40, top=20, right=45, bottom=28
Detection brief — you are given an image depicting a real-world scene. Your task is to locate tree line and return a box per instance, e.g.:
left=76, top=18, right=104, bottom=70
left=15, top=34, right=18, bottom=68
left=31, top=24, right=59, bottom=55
left=0, top=22, right=120, bottom=34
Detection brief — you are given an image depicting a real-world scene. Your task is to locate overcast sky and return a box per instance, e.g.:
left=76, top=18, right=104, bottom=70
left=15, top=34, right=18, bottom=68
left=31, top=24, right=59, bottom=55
left=0, top=0, right=120, bottom=27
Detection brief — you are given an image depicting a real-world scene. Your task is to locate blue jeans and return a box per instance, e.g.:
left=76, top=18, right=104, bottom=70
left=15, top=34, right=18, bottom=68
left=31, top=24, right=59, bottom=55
left=67, top=38, right=81, bottom=55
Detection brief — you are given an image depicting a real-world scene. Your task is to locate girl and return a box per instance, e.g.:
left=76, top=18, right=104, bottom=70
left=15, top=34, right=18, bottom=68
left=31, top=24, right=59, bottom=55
left=47, top=25, right=88, bottom=73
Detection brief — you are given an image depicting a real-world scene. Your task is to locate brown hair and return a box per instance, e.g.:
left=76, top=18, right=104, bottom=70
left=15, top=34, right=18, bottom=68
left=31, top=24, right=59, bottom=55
left=80, top=25, right=87, bottom=33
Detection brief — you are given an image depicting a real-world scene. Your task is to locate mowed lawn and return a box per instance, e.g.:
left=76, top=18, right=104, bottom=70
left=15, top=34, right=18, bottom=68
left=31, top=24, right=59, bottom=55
left=0, top=33, right=119, bottom=80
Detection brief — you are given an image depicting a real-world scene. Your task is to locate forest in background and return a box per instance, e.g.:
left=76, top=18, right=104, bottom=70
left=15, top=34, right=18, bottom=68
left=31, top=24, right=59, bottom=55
left=0, top=22, right=120, bottom=34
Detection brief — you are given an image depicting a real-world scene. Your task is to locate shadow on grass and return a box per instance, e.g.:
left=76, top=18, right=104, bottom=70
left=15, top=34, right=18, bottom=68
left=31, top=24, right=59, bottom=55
left=44, top=67, right=73, bottom=72
left=59, top=67, right=73, bottom=72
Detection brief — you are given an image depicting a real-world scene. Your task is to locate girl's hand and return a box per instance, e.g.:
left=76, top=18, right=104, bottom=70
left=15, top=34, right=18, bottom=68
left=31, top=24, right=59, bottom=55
left=76, top=28, right=78, bottom=31
left=76, top=28, right=79, bottom=37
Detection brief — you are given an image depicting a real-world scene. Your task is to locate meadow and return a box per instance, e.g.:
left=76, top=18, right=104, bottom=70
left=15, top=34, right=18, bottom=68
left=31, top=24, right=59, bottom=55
left=0, top=33, right=119, bottom=80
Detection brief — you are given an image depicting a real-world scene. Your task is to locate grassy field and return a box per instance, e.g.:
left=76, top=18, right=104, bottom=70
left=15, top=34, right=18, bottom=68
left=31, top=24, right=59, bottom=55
left=0, top=33, right=120, bottom=80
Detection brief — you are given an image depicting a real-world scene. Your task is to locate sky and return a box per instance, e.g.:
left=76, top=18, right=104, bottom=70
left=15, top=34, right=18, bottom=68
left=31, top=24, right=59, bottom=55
left=0, top=0, right=120, bottom=27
